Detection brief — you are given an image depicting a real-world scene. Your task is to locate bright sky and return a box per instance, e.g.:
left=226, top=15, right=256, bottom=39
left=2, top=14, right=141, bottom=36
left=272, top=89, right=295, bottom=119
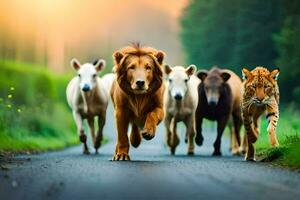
left=0, top=0, right=188, bottom=71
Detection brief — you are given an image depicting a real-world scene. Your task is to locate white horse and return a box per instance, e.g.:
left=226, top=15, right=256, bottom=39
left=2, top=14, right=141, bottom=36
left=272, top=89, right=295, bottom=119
left=164, top=65, right=200, bottom=155
left=66, top=58, right=115, bottom=154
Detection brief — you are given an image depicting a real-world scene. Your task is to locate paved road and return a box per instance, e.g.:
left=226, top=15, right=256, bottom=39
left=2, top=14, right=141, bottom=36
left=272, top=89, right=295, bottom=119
left=1, top=105, right=300, bottom=200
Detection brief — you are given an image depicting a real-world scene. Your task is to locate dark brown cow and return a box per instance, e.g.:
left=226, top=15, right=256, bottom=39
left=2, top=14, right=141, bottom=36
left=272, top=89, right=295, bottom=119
left=195, top=67, right=243, bottom=156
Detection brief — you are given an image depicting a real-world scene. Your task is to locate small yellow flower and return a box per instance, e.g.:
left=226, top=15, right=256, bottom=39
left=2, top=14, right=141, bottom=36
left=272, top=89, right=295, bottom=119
left=7, top=104, right=12, bottom=108
left=10, top=87, right=15, bottom=91
left=8, top=94, right=12, bottom=99
left=17, top=108, right=21, bottom=113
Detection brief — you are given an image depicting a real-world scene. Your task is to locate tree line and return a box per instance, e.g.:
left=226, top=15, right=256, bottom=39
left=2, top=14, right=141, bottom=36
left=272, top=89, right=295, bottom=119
left=180, top=0, right=300, bottom=104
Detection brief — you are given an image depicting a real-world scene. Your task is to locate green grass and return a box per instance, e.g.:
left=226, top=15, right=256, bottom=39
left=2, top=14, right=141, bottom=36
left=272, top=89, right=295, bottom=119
left=256, top=107, right=300, bottom=169
left=0, top=60, right=79, bottom=152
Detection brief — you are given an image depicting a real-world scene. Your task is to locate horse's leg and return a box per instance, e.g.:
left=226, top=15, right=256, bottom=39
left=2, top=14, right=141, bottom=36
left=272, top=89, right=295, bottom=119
left=73, top=111, right=89, bottom=154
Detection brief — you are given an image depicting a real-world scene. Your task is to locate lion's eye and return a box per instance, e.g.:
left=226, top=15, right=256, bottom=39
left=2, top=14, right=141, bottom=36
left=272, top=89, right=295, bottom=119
left=128, top=66, right=135, bottom=70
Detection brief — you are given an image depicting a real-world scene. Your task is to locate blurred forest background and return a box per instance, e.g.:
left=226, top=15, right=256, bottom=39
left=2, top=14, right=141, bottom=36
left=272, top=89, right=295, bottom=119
left=0, top=0, right=299, bottom=157
left=181, top=0, right=300, bottom=104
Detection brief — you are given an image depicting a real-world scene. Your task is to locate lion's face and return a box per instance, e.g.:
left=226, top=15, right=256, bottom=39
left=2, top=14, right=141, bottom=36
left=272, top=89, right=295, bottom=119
left=113, top=44, right=165, bottom=95
left=125, top=55, right=155, bottom=94
left=242, top=67, right=279, bottom=105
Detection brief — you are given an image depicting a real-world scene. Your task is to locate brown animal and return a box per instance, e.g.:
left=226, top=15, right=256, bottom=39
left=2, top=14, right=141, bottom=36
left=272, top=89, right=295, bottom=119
left=195, top=67, right=243, bottom=156
left=111, top=43, right=165, bottom=161
left=241, top=67, right=280, bottom=161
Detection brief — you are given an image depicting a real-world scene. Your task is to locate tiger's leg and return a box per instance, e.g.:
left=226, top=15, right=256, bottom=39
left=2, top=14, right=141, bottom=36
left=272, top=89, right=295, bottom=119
left=266, top=104, right=279, bottom=147
left=242, top=111, right=256, bottom=161
left=246, top=136, right=255, bottom=161
left=242, top=113, right=257, bottom=144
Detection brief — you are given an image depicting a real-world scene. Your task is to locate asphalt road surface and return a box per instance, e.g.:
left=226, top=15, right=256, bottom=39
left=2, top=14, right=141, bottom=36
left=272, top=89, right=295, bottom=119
left=1, top=105, right=300, bottom=200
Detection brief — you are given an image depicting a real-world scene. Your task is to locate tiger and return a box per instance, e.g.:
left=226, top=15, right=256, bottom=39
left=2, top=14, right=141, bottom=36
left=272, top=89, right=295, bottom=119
left=241, top=66, right=280, bottom=161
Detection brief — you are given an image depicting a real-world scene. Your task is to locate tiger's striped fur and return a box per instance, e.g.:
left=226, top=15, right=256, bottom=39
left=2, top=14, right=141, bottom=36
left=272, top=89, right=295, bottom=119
left=241, top=66, right=280, bottom=161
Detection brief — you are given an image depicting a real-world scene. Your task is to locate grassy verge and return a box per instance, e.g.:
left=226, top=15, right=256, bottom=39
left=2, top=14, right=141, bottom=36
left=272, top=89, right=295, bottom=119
left=0, top=60, right=79, bottom=152
left=256, top=107, right=300, bottom=170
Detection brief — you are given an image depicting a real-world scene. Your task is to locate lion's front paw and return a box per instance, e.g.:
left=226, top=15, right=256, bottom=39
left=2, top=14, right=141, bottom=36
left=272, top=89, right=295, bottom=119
left=112, top=153, right=130, bottom=161
left=141, top=125, right=156, bottom=140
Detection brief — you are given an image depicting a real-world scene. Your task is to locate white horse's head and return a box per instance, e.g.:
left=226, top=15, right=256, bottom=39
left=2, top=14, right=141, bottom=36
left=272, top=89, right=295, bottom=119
left=71, top=58, right=106, bottom=92
left=164, top=65, right=196, bottom=101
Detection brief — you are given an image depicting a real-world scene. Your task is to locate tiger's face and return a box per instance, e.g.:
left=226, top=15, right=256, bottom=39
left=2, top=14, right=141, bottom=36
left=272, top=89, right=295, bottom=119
left=242, top=67, right=279, bottom=105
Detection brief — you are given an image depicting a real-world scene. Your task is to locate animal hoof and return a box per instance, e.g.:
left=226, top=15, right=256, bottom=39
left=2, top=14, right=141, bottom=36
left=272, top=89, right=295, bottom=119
left=79, top=134, right=87, bottom=143
left=195, top=136, right=203, bottom=146
left=94, top=141, right=101, bottom=149
left=212, top=151, right=222, bottom=156
left=170, top=147, right=176, bottom=155
left=141, top=131, right=155, bottom=140
left=83, top=150, right=90, bottom=155
left=187, top=151, right=194, bottom=156
left=112, top=153, right=130, bottom=161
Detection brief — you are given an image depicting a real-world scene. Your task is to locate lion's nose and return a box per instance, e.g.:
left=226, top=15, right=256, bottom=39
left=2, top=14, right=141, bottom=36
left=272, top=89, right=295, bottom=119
left=136, top=80, right=145, bottom=88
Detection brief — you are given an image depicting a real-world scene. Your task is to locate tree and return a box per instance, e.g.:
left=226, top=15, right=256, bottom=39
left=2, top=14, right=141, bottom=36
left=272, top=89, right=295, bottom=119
left=274, top=0, right=300, bottom=103
left=233, top=0, right=282, bottom=69
left=180, top=0, right=239, bottom=70
left=180, top=0, right=282, bottom=75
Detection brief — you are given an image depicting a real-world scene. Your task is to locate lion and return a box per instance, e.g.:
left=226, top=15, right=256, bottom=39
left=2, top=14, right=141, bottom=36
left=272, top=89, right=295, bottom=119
left=111, top=43, right=165, bottom=161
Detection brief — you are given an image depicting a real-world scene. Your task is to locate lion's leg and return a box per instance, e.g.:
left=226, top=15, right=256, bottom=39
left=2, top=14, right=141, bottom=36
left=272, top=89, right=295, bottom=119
left=112, top=110, right=130, bottom=161
left=142, top=107, right=164, bottom=140
left=130, top=123, right=142, bottom=148
left=266, top=103, right=279, bottom=147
